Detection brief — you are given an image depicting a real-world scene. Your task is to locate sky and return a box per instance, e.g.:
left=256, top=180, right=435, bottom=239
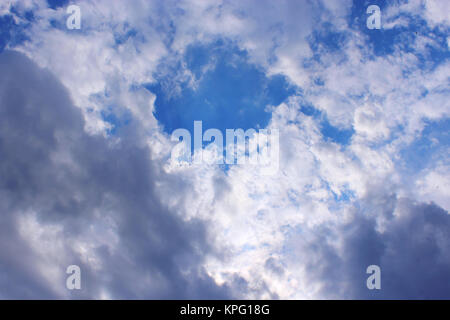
left=0, top=0, right=448, bottom=299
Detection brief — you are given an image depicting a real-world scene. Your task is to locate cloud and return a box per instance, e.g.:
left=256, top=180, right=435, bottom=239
left=0, top=0, right=448, bottom=300
left=0, top=50, right=230, bottom=299
left=285, top=196, right=450, bottom=299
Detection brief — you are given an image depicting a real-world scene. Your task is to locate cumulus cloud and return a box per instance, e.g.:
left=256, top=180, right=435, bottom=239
left=285, top=196, right=450, bottom=299
left=0, top=50, right=230, bottom=299
left=0, top=0, right=449, bottom=300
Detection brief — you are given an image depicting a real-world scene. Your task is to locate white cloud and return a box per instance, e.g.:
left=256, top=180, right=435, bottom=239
left=416, top=163, right=450, bottom=211
left=0, top=0, right=449, bottom=299
left=424, top=0, right=450, bottom=27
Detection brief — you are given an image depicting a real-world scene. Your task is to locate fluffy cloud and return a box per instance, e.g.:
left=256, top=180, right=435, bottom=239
left=0, top=51, right=230, bottom=299
left=0, top=0, right=449, bottom=299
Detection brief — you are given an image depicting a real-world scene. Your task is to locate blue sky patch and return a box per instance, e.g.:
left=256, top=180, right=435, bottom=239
left=47, top=0, right=70, bottom=10
left=148, top=41, right=297, bottom=136
left=101, top=107, right=132, bottom=136
left=320, top=116, right=355, bottom=146
left=399, top=118, right=450, bottom=173
left=0, top=14, right=30, bottom=52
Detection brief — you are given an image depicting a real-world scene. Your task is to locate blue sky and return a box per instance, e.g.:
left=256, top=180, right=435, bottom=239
left=0, top=0, right=449, bottom=299
left=148, top=41, right=296, bottom=135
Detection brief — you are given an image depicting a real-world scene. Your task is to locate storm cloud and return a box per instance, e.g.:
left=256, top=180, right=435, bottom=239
left=286, top=195, right=450, bottom=299
left=0, top=50, right=230, bottom=299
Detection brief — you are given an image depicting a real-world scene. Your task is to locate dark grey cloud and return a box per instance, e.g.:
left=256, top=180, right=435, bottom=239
left=287, top=195, right=450, bottom=299
left=0, top=50, right=230, bottom=299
